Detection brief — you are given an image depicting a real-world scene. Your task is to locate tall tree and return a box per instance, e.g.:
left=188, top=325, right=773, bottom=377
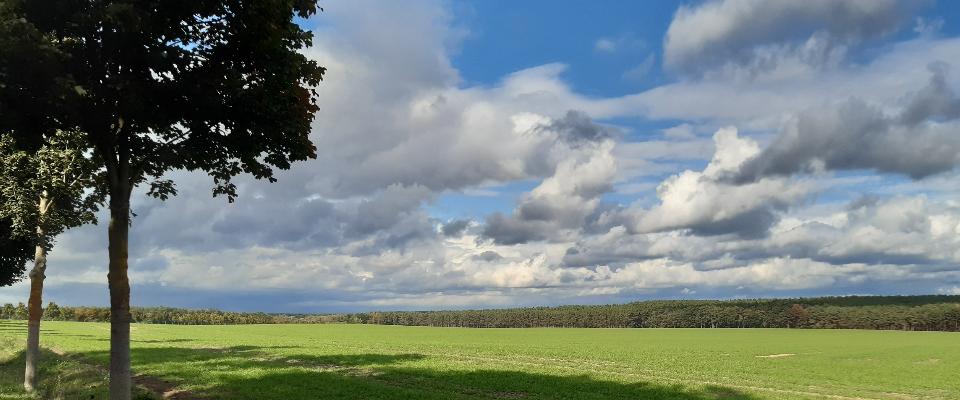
left=0, top=129, right=102, bottom=391
left=3, top=1, right=325, bottom=397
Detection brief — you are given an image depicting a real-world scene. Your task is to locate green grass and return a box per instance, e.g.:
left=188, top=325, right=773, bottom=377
left=0, top=329, right=156, bottom=400
left=0, top=320, right=957, bottom=399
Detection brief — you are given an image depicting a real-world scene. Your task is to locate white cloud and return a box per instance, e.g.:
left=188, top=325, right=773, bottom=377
left=629, top=128, right=811, bottom=237
left=663, top=0, right=914, bottom=75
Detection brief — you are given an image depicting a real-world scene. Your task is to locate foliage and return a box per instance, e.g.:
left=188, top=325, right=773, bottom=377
left=1, top=295, right=957, bottom=332
left=0, top=130, right=104, bottom=249
left=0, top=217, right=31, bottom=286
left=2, top=321, right=958, bottom=399
left=3, top=0, right=326, bottom=201
left=0, top=0, right=76, bottom=149
left=320, top=295, right=960, bottom=331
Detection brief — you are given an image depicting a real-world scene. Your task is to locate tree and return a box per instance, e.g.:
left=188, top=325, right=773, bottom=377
left=0, top=129, right=102, bottom=391
left=3, top=1, right=325, bottom=397
left=786, top=304, right=810, bottom=328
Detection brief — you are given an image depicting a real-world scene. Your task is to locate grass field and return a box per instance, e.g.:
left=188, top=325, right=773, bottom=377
left=0, top=321, right=957, bottom=399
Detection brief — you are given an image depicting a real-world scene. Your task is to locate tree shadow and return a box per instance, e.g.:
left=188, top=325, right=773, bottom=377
left=72, top=345, right=760, bottom=400
left=0, top=347, right=157, bottom=400
left=0, top=320, right=26, bottom=333
left=133, top=338, right=195, bottom=344
left=0, top=321, right=100, bottom=340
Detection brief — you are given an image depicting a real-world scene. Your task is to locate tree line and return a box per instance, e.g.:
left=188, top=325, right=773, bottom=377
left=325, top=295, right=960, bottom=331
left=3, top=295, right=958, bottom=331
left=1, top=303, right=289, bottom=325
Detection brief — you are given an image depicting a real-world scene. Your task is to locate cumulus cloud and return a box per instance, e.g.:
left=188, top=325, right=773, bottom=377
left=734, top=64, right=960, bottom=182
left=571, top=193, right=960, bottom=270
left=781, top=196, right=960, bottom=266
left=629, top=128, right=810, bottom=238
left=482, top=118, right=617, bottom=244
left=664, top=0, right=917, bottom=75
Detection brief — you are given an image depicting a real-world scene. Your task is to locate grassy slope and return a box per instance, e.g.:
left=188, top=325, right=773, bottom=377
left=0, top=320, right=957, bottom=400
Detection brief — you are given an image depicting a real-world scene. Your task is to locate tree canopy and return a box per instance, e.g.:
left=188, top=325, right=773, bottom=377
left=0, top=216, right=31, bottom=287
left=12, top=0, right=325, bottom=201
left=0, top=130, right=103, bottom=249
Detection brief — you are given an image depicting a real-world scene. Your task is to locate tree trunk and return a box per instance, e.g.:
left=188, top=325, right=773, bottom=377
left=108, top=184, right=132, bottom=400
left=23, top=194, right=48, bottom=392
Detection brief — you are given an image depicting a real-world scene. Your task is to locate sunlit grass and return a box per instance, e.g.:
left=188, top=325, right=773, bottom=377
left=0, top=320, right=956, bottom=399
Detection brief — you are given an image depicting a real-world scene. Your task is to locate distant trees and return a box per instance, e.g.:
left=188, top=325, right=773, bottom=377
left=0, top=1, right=325, bottom=398
left=321, top=296, right=960, bottom=331
left=3, top=296, right=958, bottom=332
left=1, top=303, right=292, bottom=325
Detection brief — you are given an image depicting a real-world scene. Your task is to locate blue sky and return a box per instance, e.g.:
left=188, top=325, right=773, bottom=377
left=4, top=0, right=960, bottom=312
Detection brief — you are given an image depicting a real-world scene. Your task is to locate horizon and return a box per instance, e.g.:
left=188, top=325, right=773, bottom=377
left=3, top=0, right=960, bottom=313
left=8, top=293, right=959, bottom=316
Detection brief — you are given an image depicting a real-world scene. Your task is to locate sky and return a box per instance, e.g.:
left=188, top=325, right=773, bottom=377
left=4, top=0, right=960, bottom=312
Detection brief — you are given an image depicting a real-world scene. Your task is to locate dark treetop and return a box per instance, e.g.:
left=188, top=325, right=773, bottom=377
left=2, top=0, right=325, bottom=200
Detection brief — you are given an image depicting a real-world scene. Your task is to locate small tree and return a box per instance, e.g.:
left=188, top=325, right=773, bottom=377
left=2, top=1, right=325, bottom=397
left=0, top=129, right=102, bottom=391
left=787, top=303, right=809, bottom=328
left=44, top=302, right=61, bottom=320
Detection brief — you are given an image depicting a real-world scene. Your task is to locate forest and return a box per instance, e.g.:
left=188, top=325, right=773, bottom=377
left=3, top=295, right=958, bottom=331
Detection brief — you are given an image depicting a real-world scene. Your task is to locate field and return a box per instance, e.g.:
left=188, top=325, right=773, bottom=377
left=0, top=321, right=957, bottom=399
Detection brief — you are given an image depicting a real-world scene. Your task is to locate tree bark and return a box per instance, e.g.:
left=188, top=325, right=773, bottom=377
left=23, top=194, right=49, bottom=392
left=108, top=182, right=132, bottom=400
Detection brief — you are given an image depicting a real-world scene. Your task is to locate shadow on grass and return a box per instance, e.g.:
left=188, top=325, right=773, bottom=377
left=0, top=320, right=101, bottom=340
left=71, top=345, right=759, bottom=400
left=0, top=320, right=26, bottom=332
left=0, top=346, right=157, bottom=400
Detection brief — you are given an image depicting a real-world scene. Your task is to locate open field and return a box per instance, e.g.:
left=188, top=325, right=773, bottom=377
left=1, top=321, right=957, bottom=399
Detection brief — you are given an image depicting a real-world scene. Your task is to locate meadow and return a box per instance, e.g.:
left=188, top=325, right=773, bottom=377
left=0, top=320, right=956, bottom=399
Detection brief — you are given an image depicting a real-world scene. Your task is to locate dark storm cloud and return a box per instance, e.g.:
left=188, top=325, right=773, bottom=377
left=542, top=110, right=616, bottom=144
left=734, top=64, right=960, bottom=183
left=471, top=251, right=503, bottom=262
left=899, top=62, right=960, bottom=124
left=349, top=185, right=433, bottom=236
left=561, top=244, right=654, bottom=269
left=481, top=213, right=550, bottom=245
left=441, top=219, right=471, bottom=237
left=686, top=207, right=778, bottom=239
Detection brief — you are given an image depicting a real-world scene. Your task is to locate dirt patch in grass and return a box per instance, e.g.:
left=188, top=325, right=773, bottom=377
left=754, top=353, right=795, bottom=358
left=134, top=374, right=199, bottom=400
